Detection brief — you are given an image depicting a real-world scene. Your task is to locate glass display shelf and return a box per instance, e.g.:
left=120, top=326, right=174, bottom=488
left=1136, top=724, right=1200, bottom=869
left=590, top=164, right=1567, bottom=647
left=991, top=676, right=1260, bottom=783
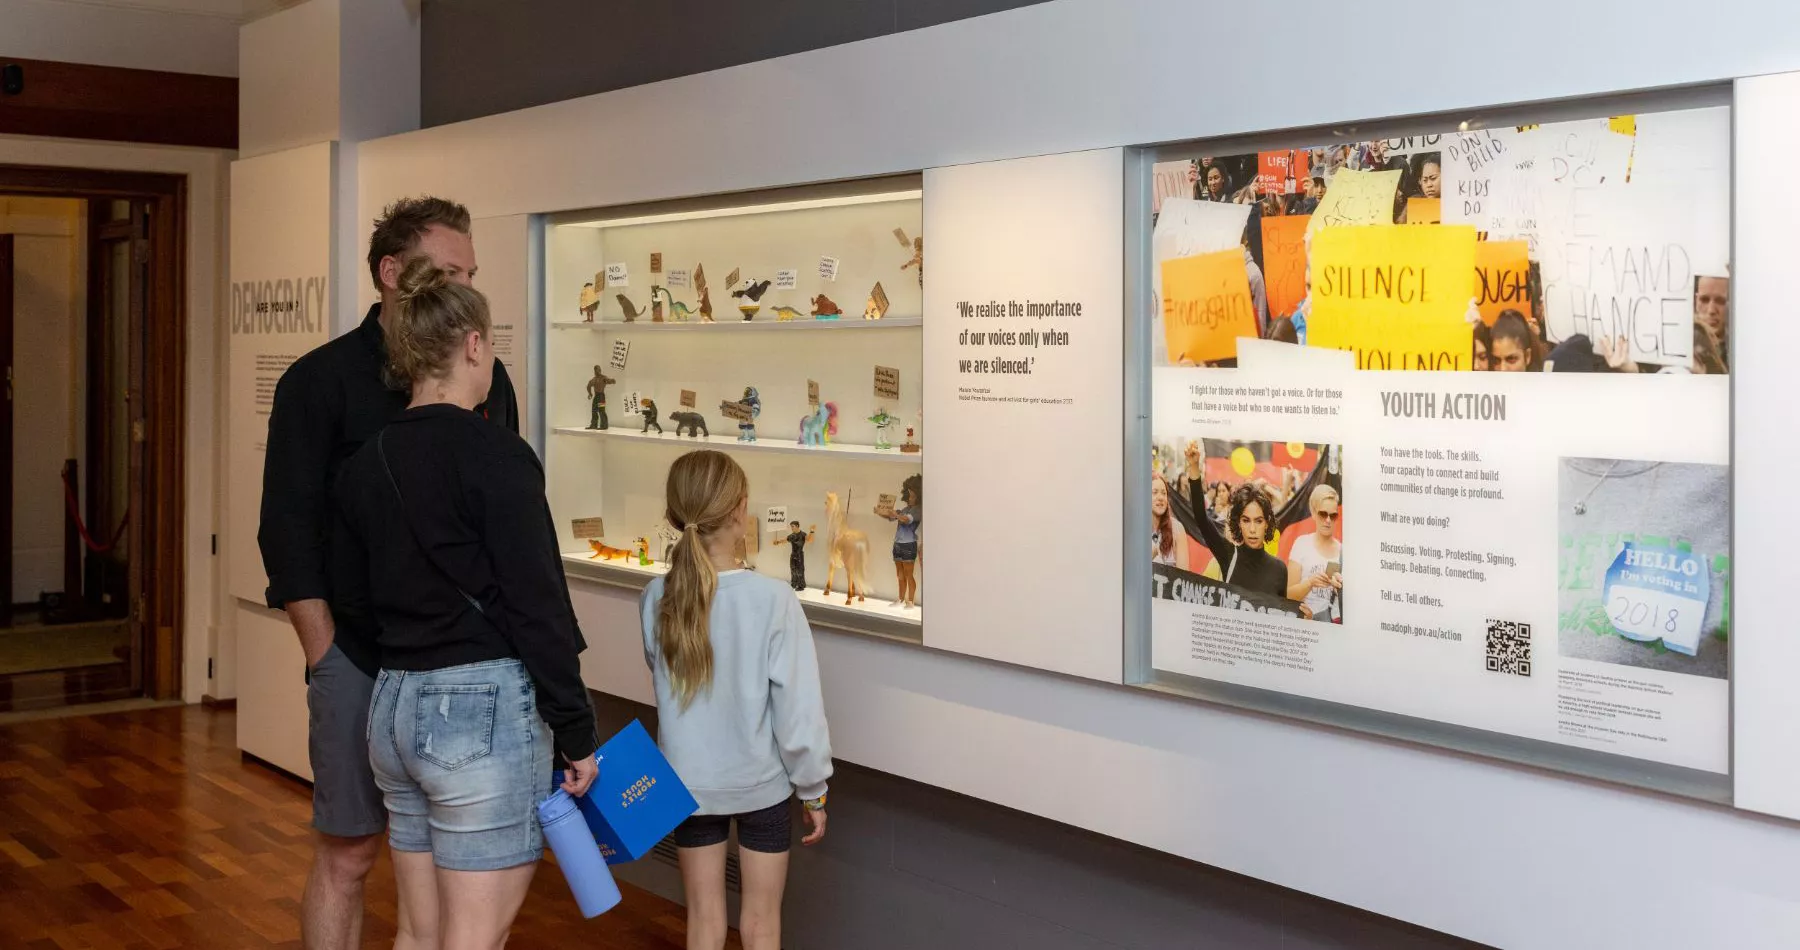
left=551, top=315, right=924, bottom=332
left=550, top=426, right=922, bottom=463
left=561, top=553, right=922, bottom=642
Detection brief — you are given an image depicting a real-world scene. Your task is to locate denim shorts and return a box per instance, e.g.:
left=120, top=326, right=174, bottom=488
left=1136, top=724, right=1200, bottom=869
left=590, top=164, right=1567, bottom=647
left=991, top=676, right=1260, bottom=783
left=367, top=658, right=551, bottom=871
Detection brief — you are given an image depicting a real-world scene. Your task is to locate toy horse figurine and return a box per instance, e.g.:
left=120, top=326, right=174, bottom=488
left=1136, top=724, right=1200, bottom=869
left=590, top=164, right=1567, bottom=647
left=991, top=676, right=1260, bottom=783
left=798, top=401, right=838, bottom=446
left=824, top=490, right=869, bottom=606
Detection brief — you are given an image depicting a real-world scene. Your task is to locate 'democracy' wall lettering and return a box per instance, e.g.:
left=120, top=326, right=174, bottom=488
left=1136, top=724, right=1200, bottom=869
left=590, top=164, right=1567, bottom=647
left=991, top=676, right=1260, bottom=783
left=230, top=276, right=328, bottom=334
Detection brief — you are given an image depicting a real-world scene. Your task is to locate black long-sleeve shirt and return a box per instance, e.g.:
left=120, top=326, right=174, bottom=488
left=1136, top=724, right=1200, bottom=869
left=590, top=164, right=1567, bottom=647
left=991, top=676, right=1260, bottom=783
left=257, top=303, right=518, bottom=676
left=1186, top=486, right=1291, bottom=600
left=331, top=404, right=597, bottom=763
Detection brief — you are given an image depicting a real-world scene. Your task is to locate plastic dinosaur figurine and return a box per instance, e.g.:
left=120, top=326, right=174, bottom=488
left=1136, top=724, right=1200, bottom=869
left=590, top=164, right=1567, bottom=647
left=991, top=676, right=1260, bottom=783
left=587, top=539, right=633, bottom=561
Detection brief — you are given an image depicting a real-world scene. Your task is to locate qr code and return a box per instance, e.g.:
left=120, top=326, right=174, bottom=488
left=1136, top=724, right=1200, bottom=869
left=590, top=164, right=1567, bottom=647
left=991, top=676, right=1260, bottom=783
left=1485, top=620, right=1531, bottom=676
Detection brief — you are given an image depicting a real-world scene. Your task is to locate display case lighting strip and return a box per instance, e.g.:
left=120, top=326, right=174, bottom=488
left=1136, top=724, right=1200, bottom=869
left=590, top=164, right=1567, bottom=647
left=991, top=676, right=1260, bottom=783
left=559, top=190, right=923, bottom=230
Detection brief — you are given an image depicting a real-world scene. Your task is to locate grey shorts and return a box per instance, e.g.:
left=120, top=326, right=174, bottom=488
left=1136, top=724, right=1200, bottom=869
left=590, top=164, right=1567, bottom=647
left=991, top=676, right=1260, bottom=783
left=306, top=643, right=387, bottom=838
left=367, top=659, right=551, bottom=872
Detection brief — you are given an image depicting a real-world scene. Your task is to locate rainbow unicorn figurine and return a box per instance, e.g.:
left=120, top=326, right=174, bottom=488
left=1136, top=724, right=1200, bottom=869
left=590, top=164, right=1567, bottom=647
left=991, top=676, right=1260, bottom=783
left=799, top=401, right=839, bottom=447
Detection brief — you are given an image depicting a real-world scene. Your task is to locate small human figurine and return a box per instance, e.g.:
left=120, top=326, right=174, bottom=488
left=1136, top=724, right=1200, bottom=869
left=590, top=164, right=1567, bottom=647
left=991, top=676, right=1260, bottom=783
left=900, top=236, right=923, bottom=287
left=899, top=424, right=920, bottom=454
left=810, top=294, right=843, bottom=320
left=868, top=407, right=897, bottom=450
left=770, top=520, right=816, bottom=592
left=639, top=397, right=663, bottom=434
left=633, top=537, right=653, bottom=567
left=878, top=474, right=922, bottom=609
left=586, top=365, right=618, bottom=430
left=579, top=281, right=599, bottom=322
left=737, top=386, right=762, bottom=442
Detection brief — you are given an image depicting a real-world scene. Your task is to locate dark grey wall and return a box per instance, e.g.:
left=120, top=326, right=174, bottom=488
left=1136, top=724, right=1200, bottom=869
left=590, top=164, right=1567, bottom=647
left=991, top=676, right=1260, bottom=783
left=590, top=691, right=1487, bottom=950
left=420, top=0, right=1053, bottom=127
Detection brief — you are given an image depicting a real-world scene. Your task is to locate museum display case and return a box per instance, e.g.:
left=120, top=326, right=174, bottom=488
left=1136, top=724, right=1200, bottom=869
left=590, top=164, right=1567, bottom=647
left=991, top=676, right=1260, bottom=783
left=1128, top=88, right=1736, bottom=798
left=544, top=176, right=926, bottom=641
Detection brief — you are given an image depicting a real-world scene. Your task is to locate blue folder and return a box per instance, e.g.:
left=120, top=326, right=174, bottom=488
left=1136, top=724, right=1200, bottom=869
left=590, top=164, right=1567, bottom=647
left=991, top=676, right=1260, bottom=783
left=552, top=719, right=698, bottom=864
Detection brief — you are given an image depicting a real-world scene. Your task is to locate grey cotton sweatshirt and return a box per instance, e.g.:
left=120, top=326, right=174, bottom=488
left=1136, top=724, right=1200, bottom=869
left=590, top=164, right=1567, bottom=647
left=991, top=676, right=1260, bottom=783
left=640, top=570, right=833, bottom=815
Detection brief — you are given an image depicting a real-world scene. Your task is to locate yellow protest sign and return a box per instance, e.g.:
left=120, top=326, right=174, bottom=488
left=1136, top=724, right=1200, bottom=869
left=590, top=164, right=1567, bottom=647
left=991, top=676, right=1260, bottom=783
left=1161, top=249, right=1257, bottom=365
left=1473, top=240, right=1532, bottom=326
left=1405, top=198, right=1441, bottom=224
left=1307, top=168, right=1402, bottom=237
left=1308, top=225, right=1478, bottom=371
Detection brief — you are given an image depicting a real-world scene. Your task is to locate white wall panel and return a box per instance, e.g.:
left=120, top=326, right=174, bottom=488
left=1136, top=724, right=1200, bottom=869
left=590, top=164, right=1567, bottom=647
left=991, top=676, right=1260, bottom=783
left=344, top=1, right=1800, bottom=945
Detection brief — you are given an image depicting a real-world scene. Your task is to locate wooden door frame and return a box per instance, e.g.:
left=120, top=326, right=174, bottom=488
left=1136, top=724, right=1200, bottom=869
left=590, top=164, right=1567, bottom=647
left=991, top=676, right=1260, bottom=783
left=0, top=234, right=12, bottom=627
left=0, top=165, right=186, bottom=700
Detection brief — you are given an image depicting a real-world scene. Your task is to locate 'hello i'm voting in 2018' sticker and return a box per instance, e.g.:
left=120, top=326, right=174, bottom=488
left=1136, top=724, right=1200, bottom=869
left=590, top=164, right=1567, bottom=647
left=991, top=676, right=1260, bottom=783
left=1603, top=542, right=1709, bottom=655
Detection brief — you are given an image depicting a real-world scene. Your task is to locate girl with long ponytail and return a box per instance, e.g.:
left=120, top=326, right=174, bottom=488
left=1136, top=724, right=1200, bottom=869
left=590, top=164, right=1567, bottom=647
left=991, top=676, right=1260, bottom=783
left=640, top=450, right=833, bottom=950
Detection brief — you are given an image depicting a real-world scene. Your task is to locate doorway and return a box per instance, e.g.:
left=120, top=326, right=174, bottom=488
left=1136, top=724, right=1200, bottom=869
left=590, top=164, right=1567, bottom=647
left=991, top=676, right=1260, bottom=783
left=0, top=167, right=185, bottom=713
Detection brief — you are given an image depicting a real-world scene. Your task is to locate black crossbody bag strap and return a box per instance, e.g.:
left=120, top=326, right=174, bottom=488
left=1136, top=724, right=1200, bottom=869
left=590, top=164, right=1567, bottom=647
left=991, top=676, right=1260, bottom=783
left=376, top=429, right=492, bottom=620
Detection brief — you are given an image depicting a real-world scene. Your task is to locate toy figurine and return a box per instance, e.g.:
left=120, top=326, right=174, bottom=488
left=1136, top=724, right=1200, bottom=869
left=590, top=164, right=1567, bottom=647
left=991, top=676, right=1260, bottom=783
left=695, top=265, right=717, bottom=322
left=633, top=537, right=653, bottom=567
left=616, top=294, right=649, bottom=323
left=863, top=282, right=890, bottom=320
left=899, top=426, right=920, bottom=453
left=736, top=386, right=762, bottom=442
left=868, top=407, right=897, bottom=450
left=588, top=539, right=632, bottom=561
left=653, top=520, right=682, bottom=563
left=770, top=305, right=804, bottom=322
left=670, top=411, right=709, bottom=438
left=653, top=285, right=700, bottom=322
left=771, top=521, right=816, bottom=592
left=732, top=276, right=773, bottom=320
left=639, top=397, right=663, bottom=434
left=579, top=281, right=599, bottom=322
left=824, top=490, right=869, bottom=606
left=878, top=475, right=922, bottom=609
left=586, top=366, right=618, bottom=430
left=650, top=287, right=666, bottom=322
left=810, top=294, right=843, bottom=320
left=798, top=401, right=838, bottom=446
left=896, top=228, right=923, bottom=287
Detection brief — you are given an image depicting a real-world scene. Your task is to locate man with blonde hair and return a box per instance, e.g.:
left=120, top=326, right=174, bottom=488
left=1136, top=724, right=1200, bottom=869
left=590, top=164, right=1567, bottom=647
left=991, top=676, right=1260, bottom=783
left=259, top=196, right=520, bottom=949
left=1286, top=483, right=1343, bottom=622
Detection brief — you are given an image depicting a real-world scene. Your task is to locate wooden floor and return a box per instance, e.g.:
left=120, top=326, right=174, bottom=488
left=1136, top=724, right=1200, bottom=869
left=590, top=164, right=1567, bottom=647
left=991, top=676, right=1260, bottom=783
left=0, top=704, right=722, bottom=948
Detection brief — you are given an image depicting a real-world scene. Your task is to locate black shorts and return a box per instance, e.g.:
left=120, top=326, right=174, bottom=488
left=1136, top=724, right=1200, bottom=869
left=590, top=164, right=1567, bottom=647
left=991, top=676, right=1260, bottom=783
left=672, top=800, right=792, bottom=854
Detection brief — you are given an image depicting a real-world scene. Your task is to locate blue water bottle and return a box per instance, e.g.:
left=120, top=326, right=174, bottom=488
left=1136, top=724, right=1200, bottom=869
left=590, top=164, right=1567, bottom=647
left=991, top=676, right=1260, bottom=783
left=538, top=789, right=622, bottom=917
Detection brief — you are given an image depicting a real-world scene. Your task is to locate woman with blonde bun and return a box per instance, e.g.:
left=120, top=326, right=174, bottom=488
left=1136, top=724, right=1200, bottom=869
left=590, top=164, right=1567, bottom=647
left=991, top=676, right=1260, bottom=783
left=332, top=258, right=599, bottom=950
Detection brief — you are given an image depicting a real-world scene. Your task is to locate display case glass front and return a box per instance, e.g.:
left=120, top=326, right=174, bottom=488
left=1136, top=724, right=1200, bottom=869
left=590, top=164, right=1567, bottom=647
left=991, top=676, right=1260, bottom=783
left=1135, top=90, right=1735, bottom=794
left=545, top=177, right=926, bottom=640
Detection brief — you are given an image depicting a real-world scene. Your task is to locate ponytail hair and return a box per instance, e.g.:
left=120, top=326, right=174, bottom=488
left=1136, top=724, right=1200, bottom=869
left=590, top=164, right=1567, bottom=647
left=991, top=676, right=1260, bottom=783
left=656, top=450, right=750, bottom=707
left=384, top=256, right=491, bottom=388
